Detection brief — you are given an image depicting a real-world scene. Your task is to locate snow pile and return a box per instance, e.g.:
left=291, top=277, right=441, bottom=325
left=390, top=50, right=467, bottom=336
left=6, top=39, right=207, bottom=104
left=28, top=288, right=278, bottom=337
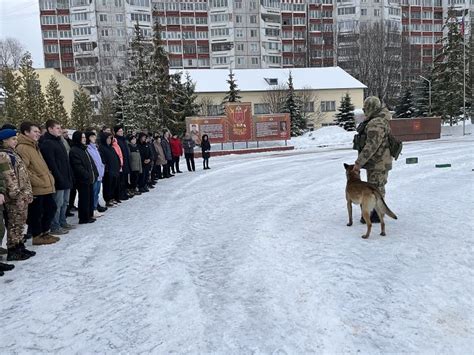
left=292, top=125, right=356, bottom=149
left=441, top=120, right=472, bottom=136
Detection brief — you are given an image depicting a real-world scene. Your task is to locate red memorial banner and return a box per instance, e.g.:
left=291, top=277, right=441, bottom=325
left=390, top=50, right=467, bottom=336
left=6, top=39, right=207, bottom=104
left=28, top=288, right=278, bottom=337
left=225, top=102, right=253, bottom=141
left=254, top=114, right=291, bottom=141
left=186, top=116, right=227, bottom=144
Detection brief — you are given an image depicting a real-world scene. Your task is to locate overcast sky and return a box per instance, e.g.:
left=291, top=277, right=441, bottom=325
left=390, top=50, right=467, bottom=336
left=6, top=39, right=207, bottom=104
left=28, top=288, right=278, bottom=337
left=0, top=0, right=44, bottom=67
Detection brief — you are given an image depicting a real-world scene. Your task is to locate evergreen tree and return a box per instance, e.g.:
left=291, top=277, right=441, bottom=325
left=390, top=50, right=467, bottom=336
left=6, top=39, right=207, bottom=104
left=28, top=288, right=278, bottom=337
left=413, top=77, right=431, bottom=117
left=70, top=88, right=93, bottom=130
left=0, top=67, right=21, bottom=124
left=123, top=23, right=153, bottom=131
left=97, top=93, right=115, bottom=128
left=335, top=93, right=356, bottom=131
left=431, top=7, right=471, bottom=125
left=169, top=72, right=199, bottom=135
left=394, top=88, right=416, bottom=118
left=113, top=75, right=126, bottom=128
left=17, top=52, right=47, bottom=125
left=282, top=72, right=305, bottom=136
left=222, top=70, right=241, bottom=104
left=149, top=21, right=170, bottom=131
left=45, top=76, right=69, bottom=125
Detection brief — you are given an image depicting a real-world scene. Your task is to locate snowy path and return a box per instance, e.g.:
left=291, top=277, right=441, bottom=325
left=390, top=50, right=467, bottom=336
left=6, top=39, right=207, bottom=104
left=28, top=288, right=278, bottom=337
left=1, top=136, right=473, bottom=353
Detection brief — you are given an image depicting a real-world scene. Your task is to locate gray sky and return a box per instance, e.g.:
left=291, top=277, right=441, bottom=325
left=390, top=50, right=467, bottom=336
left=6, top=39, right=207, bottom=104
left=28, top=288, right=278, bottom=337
left=0, top=0, right=44, bottom=67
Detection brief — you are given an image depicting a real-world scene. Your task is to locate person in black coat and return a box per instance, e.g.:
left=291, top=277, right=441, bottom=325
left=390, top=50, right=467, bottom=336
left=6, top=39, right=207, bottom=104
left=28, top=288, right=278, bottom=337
left=137, top=133, right=153, bottom=193
left=98, top=132, right=121, bottom=207
left=201, top=134, right=211, bottom=170
left=40, top=120, right=74, bottom=233
left=161, top=131, right=174, bottom=177
left=69, top=131, right=98, bottom=224
left=113, top=125, right=131, bottom=200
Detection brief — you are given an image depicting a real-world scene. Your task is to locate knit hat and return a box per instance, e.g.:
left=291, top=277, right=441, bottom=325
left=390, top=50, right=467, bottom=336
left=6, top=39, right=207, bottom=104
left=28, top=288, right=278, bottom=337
left=0, top=129, right=17, bottom=141
left=113, top=125, right=124, bottom=134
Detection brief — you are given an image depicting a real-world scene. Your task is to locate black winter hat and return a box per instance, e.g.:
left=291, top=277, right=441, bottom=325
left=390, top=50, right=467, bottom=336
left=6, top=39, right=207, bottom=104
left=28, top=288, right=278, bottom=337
left=113, top=125, right=124, bottom=134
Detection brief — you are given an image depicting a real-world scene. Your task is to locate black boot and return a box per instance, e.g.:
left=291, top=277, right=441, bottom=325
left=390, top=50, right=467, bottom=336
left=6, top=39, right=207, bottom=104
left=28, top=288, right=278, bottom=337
left=370, top=210, right=380, bottom=223
left=19, top=242, right=36, bottom=257
left=0, top=262, right=15, bottom=272
left=0, top=270, right=3, bottom=276
left=7, top=245, right=31, bottom=261
left=97, top=205, right=108, bottom=213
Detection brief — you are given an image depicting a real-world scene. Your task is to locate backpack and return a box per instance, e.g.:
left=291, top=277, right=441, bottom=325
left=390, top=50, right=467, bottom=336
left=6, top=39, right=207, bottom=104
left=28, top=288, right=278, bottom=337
left=353, top=118, right=403, bottom=160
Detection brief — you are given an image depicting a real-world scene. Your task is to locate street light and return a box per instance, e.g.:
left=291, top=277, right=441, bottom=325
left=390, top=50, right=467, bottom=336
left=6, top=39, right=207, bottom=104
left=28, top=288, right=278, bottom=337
left=419, top=75, right=431, bottom=116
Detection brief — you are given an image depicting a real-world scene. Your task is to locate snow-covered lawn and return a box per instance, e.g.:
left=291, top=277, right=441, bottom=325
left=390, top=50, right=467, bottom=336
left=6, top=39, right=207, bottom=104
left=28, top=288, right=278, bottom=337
left=0, top=125, right=473, bottom=353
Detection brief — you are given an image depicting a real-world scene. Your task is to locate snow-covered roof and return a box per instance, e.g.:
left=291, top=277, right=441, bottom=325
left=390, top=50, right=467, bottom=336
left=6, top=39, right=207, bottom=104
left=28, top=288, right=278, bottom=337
left=171, top=67, right=367, bottom=93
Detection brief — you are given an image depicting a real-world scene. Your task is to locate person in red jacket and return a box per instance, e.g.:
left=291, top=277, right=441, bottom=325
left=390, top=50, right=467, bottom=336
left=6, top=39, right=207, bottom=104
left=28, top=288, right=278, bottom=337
left=169, top=134, right=183, bottom=174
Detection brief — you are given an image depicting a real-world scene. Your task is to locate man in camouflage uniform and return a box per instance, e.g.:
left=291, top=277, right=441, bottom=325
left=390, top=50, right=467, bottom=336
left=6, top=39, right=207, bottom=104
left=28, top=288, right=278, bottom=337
left=0, top=128, right=35, bottom=261
left=354, top=96, right=393, bottom=222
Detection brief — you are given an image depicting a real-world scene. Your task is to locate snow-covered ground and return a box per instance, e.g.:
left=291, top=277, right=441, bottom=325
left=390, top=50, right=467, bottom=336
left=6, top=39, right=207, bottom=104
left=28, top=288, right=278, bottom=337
left=0, top=125, right=473, bottom=353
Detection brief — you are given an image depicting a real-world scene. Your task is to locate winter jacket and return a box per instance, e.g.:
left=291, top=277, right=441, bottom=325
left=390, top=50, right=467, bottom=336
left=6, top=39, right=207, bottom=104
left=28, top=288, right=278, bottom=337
left=0, top=148, right=33, bottom=203
left=161, top=138, right=173, bottom=161
left=182, top=138, right=196, bottom=155
left=128, top=142, right=143, bottom=173
left=87, top=143, right=105, bottom=181
left=355, top=97, right=393, bottom=171
left=16, top=133, right=55, bottom=196
left=201, top=139, right=211, bottom=159
left=112, top=138, right=124, bottom=170
left=69, top=132, right=98, bottom=185
left=137, top=141, right=153, bottom=166
left=40, top=132, right=74, bottom=190
left=170, top=137, right=183, bottom=157
left=98, top=133, right=121, bottom=177
left=153, top=140, right=167, bottom=165
left=116, top=135, right=131, bottom=174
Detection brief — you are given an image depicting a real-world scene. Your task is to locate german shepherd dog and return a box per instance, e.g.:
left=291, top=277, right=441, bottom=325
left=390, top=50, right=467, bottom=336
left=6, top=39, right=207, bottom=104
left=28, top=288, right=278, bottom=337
left=344, top=164, right=397, bottom=239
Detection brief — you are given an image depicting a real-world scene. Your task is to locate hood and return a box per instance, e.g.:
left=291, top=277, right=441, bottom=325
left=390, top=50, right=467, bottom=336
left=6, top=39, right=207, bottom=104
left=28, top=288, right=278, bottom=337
left=363, top=96, right=383, bottom=119
left=72, top=131, right=84, bottom=146
left=17, top=133, right=37, bottom=148
left=99, top=132, right=112, bottom=146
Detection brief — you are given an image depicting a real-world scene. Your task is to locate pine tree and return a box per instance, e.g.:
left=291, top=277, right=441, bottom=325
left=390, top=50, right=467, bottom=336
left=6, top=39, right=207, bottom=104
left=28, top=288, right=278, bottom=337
left=45, top=76, right=69, bottom=125
left=97, top=94, right=115, bottom=128
left=394, top=88, right=416, bottom=118
left=169, top=72, right=199, bottom=135
left=113, top=75, right=126, bottom=128
left=70, top=88, right=93, bottom=130
left=17, top=52, right=47, bottom=125
left=149, top=21, right=170, bottom=132
left=431, top=7, right=471, bottom=125
left=282, top=72, right=305, bottom=136
left=335, top=93, right=356, bottom=131
left=123, top=23, right=153, bottom=131
left=0, top=67, right=21, bottom=124
left=222, top=70, right=241, bottom=104
left=413, top=77, right=431, bottom=117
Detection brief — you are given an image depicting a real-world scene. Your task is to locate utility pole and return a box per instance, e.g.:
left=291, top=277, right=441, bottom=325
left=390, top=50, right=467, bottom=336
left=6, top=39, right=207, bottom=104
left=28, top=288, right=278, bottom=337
left=419, top=75, right=431, bottom=116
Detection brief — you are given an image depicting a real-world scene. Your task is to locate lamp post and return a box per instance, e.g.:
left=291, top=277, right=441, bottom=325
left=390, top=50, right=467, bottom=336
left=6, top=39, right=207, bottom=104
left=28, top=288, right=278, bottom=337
left=419, top=75, right=431, bottom=116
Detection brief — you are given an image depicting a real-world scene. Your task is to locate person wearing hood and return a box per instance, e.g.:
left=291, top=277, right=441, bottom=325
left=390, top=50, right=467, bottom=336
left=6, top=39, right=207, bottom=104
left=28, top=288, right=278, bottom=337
left=201, top=134, right=211, bottom=170
left=98, top=132, right=121, bottom=207
left=113, top=125, right=131, bottom=201
left=40, top=120, right=74, bottom=236
left=170, top=134, right=183, bottom=173
left=161, top=130, right=174, bottom=177
left=0, top=128, right=35, bottom=261
left=182, top=132, right=196, bottom=172
left=86, top=131, right=105, bottom=218
left=137, top=132, right=153, bottom=193
left=69, top=131, right=98, bottom=224
left=16, top=122, right=59, bottom=246
left=353, top=96, right=393, bottom=223
left=127, top=134, right=142, bottom=195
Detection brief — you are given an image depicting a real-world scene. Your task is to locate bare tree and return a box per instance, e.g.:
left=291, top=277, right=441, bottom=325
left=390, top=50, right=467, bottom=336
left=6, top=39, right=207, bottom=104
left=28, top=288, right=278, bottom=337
left=338, top=21, right=402, bottom=108
left=261, top=84, right=288, bottom=113
left=198, top=96, right=214, bottom=116
left=0, top=38, right=25, bottom=69
left=297, top=87, right=326, bottom=127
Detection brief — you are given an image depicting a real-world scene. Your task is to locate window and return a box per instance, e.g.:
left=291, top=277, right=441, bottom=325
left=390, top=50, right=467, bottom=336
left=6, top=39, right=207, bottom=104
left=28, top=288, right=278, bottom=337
left=211, top=28, right=230, bottom=37
left=208, top=105, right=223, bottom=115
left=102, top=58, right=112, bottom=66
left=198, top=58, right=210, bottom=67
left=59, top=30, right=71, bottom=38
left=211, top=14, right=232, bottom=22
left=250, top=29, right=258, bottom=37
left=236, top=43, right=244, bottom=51
left=196, top=31, right=209, bottom=39
left=102, top=43, right=111, bottom=52
left=304, top=102, right=314, bottom=112
left=251, top=57, right=259, bottom=65
left=236, top=57, right=244, bottom=65
left=250, top=15, right=257, bottom=24
left=45, top=44, right=59, bottom=53
left=213, top=57, right=228, bottom=65
left=265, top=28, right=279, bottom=37
left=183, top=44, right=196, bottom=54
left=195, top=3, right=207, bottom=11
left=115, top=14, right=124, bottom=22
left=131, top=13, right=151, bottom=22
left=166, top=17, right=180, bottom=25
left=235, top=15, right=242, bottom=23
left=128, top=0, right=150, bottom=6
left=61, top=45, right=73, bottom=53
left=293, top=17, right=305, bottom=25
left=41, top=15, right=56, bottom=25
left=235, top=29, right=244, bottom=38
left=321, top=101, right=336, bottom=112
left=250, top=43, right=258, bottom=52
left=254, top=103, right=270, bottom=114
left=374, top=9, right=380, bottom=16
left=182, top=31, right=195, bottom=39
left=338, top=7, right=356, bottom=15
left=181, top=17, right=195, bottom=25
left=250, top=1, right=257, bottom=10
left=168, top=44, right=182, bottom=53
left=43, top=30, right=58, bottom=38
left=210, top=0, right=228, bottom=7
left=195, top=17, right=207, bottom=24
left=116, top=28, right=126, bottom=37
left=181, top=3, right=194, bottom=10
left=115, top=0, right=122, bottom=5
left=101, top=29, right=111, bottom=36
left=72, top=13, right=88, bottom=21
left=197, top=45, right=209, bottom=53
left=234, top=0, right=242, bottom=8
left=102, top=0, right=107, bottom=5
left=72, top=0, right=90, bottom=6
left=72, top=27, right=92, bottom=36
left=361, top=8, right=367, bottom=16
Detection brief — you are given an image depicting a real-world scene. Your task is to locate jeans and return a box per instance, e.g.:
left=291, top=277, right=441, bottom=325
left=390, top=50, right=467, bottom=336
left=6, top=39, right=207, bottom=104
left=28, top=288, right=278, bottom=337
left=93, top=180, right=101, bottom=210
left=52, top=189, right=70, bottom=230
left=185, top=153, right=195, bottom=171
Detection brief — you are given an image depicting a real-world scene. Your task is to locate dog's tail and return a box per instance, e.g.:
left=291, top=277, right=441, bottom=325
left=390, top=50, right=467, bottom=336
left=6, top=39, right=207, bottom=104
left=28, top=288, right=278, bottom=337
left=376, top=192, right=398, bottom=220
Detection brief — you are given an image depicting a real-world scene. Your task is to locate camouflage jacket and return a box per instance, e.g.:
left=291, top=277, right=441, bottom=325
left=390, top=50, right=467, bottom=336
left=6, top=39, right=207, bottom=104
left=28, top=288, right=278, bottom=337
left=0, top=148, right=33, bottom=202
left=355, top=108, right=393, bottom=171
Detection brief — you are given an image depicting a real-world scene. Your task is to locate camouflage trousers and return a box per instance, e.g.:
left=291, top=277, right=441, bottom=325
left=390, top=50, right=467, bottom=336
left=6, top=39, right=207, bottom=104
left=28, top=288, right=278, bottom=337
left=366, top=169, right=389, bottom=197
left=0, top=205, right=4, bottom=245
left=5, top=199, right=28, bottom=248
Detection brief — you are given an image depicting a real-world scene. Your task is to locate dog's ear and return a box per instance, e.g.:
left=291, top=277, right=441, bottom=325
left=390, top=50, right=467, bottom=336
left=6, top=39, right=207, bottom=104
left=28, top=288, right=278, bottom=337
left=343, top=163, right=349, bottom=169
